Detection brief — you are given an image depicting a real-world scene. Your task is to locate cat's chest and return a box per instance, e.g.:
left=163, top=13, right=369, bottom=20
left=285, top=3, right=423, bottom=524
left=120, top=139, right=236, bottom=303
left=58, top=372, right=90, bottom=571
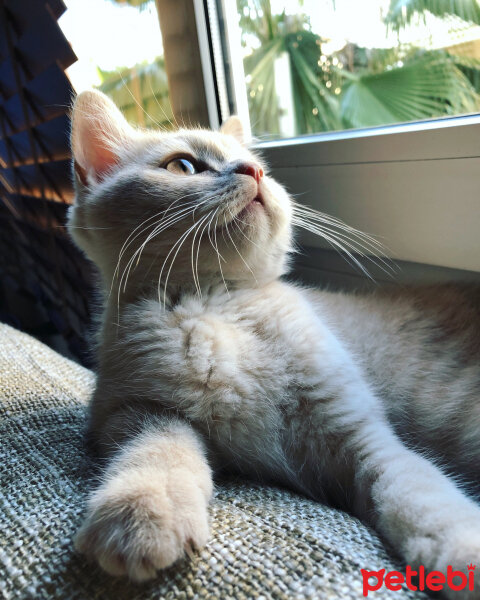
left=156, top=304, right=291, bottom=422
left=127, top=287, right=314, bottom=426
left=121, top=287, right=337, bottom=482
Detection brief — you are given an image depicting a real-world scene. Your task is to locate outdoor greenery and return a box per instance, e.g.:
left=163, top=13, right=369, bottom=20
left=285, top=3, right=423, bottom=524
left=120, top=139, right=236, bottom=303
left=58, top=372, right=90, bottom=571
left=240, top=0, right=480, bottom=137
left=96, top=57, right=173, bottom=129
left=385, top=0, right=480, bottom=29
left=102, top=0, right=480, bottom=136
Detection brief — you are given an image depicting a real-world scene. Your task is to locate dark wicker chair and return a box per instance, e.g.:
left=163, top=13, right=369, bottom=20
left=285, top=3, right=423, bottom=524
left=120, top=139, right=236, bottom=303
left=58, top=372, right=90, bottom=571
left=0, top=0, right=95, bottom=367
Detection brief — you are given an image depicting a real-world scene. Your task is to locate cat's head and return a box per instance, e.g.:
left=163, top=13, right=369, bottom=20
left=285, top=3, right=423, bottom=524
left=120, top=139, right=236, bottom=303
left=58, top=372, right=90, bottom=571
left=68, top=90, right=293, bottom=302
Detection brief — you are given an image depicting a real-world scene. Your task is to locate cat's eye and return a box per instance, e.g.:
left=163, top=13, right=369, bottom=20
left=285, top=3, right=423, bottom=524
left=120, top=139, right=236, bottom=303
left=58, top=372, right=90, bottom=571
left=166, top=157, right=197, bottom=176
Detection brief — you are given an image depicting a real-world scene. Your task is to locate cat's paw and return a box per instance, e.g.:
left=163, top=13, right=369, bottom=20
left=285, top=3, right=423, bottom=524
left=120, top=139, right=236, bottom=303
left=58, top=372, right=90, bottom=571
left=74, top=469, right=210, bottom=581
left=407, top=530, right=480, bottom=600
left=434, top=535, right=480, bottom=600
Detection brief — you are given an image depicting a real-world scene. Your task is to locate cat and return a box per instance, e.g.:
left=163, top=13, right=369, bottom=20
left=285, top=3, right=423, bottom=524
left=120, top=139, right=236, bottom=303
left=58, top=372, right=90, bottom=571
left=68, top=89, right=480, bottom=599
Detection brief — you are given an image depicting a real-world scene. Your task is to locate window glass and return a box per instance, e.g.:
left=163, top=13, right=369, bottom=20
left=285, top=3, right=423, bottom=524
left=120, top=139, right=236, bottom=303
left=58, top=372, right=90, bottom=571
left=60, top=0, right=173, bottom=129
left=235, top=0, right=480, bottom=139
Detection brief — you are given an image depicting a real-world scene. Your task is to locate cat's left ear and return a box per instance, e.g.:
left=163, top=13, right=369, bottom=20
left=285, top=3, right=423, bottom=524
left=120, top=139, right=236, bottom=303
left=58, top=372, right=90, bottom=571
left=71, top=89, right=134, bottom=187
left=220, top=116, right=245, bottom=145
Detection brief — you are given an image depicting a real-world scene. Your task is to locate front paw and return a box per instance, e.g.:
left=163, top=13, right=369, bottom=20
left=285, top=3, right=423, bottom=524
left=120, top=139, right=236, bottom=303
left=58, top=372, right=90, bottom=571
left=74, top=469, right=210, bottom=581
left=435, top=536, right=480, bottom=600
left=407, top=532, right=480, bottom=600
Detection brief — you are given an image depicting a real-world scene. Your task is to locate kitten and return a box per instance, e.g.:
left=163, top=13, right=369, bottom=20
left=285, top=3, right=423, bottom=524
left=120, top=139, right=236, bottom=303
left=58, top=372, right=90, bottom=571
left=69, top=90, right=480, bottom=598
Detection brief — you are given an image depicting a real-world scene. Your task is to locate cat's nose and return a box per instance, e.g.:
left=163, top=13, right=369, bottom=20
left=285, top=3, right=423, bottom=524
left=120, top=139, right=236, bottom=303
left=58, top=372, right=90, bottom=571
left=234, top=162, right=264, bottom=183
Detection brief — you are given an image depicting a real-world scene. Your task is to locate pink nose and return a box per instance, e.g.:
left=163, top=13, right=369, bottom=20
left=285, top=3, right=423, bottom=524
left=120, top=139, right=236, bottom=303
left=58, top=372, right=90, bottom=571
left=234, top=162, right=264, bottom=183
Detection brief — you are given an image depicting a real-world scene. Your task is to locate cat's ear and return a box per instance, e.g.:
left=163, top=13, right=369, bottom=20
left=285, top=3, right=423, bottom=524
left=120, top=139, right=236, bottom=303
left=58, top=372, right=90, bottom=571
left=220, top=116, right=245, bottom=144
left=71, top=90, right=133, bottom=186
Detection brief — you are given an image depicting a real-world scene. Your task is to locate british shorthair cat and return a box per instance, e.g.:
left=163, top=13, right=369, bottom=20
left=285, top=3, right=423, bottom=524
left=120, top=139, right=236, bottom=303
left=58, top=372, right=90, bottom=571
left=69, top=90, right=480, bottom=599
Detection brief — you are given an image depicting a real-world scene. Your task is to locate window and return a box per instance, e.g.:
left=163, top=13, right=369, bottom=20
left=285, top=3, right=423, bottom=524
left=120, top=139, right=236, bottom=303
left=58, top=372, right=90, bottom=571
left=59, top=0, right=173, bottom=129
left=60, top=0, right=480, bottom=282
left=226, top=0, right=480, bottom=141
left=207, top=0, right=480, bottom=280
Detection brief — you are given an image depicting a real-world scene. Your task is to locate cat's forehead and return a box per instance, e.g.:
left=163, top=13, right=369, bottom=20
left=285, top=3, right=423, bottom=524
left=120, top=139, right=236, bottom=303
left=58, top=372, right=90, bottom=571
left=139, top=128, right=254, bottom=167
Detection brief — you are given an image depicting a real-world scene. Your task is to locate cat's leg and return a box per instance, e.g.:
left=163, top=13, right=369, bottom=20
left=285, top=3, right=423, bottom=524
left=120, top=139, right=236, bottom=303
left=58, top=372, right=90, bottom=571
left=75, top=415, right=213, bottom=581
left=301, top=320, right=480, bottom=599
left=353, top=421, right=480, bottom=599
left=320, top=372, right=480, bottom=598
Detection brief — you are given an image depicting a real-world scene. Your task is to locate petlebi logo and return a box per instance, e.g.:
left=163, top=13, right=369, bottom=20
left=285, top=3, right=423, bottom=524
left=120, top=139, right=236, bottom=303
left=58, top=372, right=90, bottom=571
left=361, top=564, right=476, bottom=596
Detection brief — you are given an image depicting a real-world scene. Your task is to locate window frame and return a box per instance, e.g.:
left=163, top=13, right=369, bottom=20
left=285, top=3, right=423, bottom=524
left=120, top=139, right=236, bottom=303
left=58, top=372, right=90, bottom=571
left=258, top=115, right=480, bottom=273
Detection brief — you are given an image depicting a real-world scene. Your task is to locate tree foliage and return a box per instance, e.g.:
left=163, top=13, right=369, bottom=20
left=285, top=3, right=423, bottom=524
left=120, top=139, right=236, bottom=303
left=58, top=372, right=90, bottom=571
left=240, top=0, right=480, bottom=137
left=385, top=0, right=480, bottom=30
left=96, top=57, right=174, bottom=129
left=100, top=0, right=480, bottom=134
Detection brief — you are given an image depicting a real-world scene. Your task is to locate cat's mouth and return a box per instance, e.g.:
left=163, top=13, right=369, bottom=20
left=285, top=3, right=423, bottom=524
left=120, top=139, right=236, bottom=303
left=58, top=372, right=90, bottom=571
left=236, top=193, right=265, bottom=220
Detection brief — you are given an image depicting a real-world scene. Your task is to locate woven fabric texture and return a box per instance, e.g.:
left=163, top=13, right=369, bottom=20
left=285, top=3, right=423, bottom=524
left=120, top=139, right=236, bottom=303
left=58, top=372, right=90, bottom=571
left=0, top=322, right=426, bottom=599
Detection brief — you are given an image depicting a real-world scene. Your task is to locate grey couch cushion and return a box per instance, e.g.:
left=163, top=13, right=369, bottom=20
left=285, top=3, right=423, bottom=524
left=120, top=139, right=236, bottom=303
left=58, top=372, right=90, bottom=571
left=0, top=322, right=426, bottom=599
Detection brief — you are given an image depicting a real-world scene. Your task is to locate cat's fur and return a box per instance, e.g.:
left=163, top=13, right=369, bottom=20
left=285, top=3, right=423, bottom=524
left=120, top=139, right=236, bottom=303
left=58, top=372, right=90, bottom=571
left=69, top=90, right=480, bottom=598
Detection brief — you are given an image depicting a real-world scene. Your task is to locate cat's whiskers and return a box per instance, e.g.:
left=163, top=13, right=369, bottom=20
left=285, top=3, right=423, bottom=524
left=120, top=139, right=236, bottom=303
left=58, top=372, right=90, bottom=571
left=117, top=189, right=225, bottom=312
left=323, top=228, right=394, bottom=276
left=117, top=70, right=164, bottom=130
left=190, top=208, right=213, bottom=297
left=291, top=204, right=395, bottom=279
left=153, top=198, right=214, bottom=299
left=230, top=212, right=264, bottom=252
left=128, top=203, right=198, bottom=270
left=118, top=189, right=217, bottom=290
left=212, top=211, right=230, bottom=297
left=116, top=189, right=206, bottom=268
left=293, top=204, right=391, bottom=259
left=224, top=207, right=257, bottom=283
left=206, top=207, right=225, bottom=265
left=159, top=209, right=214, bottom=308
left=291, top=215, right=390, bottom=280
left=116, top=206, right=194, bottom=296
left=292, top=215, right=372, bottom=277
left=116, top=202, right=205, bottom=317
left=294, top=214, right=391, bottom=267
left=295, top=213, right=388, bottom=260
left=204, top=207, right=226, bottom=289
left=193, top=207, right=220, bottom=299
left=118, top=203, right=198, bottom=300
left=148, top=80, right=180, bottom=130
left=112, top=191, right=200, bottom=294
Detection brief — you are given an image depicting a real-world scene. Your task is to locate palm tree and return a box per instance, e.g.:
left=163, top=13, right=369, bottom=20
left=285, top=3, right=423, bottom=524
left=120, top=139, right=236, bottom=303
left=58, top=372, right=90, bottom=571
left=240, top=0, right=342, bottom=137
left=102, top=0, right=480, bottom=134
left=96, top=0, right=173, bottom=128
left=339, top=48, right=479, bottom=129
left=241, top=0, right=480, bottom=136
left=385, top=0, right=480, bottom=30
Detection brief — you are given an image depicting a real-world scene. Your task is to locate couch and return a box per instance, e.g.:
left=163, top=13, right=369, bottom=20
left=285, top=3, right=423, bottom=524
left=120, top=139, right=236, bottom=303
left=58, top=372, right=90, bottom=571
left=0, top=322, right=426, bottom=599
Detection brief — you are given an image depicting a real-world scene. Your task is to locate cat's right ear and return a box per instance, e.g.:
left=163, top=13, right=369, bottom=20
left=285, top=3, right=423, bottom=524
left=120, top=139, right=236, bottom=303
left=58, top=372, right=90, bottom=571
left=220, top=116, right=245, bottom=145
left=71, top=90, right=133, bottom=187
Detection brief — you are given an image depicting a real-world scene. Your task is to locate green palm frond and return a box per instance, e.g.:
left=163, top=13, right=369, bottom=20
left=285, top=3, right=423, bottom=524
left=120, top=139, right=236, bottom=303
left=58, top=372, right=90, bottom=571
left=286, top=31, right=342, bottom=132
left=451, top=53, right=480, bottom=91
left=244, top=24, right=342, bottom=136
left=340, top=52, right=480, bottom=129
left=244, top=39, right=284, bottom=135
left=386, top=0, right=480, bottom=29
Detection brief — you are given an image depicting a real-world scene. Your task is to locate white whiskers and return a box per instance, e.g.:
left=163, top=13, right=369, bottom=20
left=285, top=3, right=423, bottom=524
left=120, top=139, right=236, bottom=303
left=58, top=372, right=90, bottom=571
left=112, top=191, right=394, bottom=321
left=291, top=203, right=395, bottom=280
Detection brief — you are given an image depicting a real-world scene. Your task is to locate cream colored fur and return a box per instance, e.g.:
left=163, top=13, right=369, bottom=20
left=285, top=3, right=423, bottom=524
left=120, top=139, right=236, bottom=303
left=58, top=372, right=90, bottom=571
left=69, top=90, right=480, bottom=598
